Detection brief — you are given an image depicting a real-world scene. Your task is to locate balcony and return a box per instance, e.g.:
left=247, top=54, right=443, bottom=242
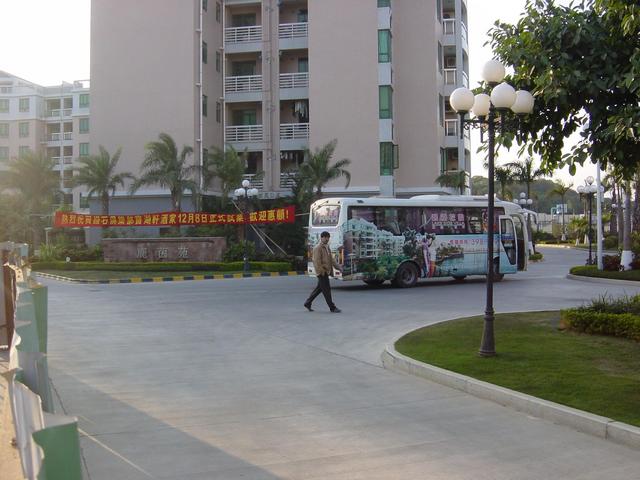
left=242, top=173, right=263, bottom=190
left=442, top=19, right=468, bottom=47
left=279, top=22, right=308, bottom=50
left=225, top=26, right=262, bottom=53
left=279, top=172, right=297, bottom=189
left=51, top=156, right=74, bottom=164
left=225, top=75, right=263, bottom=102
left=279, top=72, right=309, bottom=100
left=443, top=68, right=469, bottom=88
left=280, top=122, right=309, bottom=150
left=444, top=119, right=458, bottom=137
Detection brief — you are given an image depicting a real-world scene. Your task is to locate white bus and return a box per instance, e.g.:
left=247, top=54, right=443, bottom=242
left=308, top=195, right=530, bottom=287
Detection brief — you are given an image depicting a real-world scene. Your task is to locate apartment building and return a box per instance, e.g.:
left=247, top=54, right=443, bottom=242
left=0, top=70, right=91, bottom=210
left=90, top=0, right=470, bottom=208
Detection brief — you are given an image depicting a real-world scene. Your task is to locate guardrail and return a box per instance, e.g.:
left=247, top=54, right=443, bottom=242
left=225, top=75, right=262, bottom=93
left=280, top=72, right=308, bottom=89
left=1, top=242, right=82, bottom=479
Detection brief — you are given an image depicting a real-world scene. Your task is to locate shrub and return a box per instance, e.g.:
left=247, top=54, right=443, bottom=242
left=223, top=241, right=256, bottom=262
left=529, top=252, right=543, bottom=262
left=31, top=260, right=293, bottom=273
left=561, top=308, right=640, bottom=342
left=604, top=235, right=619, bottom=250
left=602, top=254, right=621, bottom=271
left=533, top=231, right=556, bottom=242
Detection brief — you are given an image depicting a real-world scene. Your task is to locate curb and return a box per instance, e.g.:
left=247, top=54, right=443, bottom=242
left=34, top=271, right=307, bottom=284
left=381, top=345, right=640, bottom=450
left=566, top=273, right=640, bottom=287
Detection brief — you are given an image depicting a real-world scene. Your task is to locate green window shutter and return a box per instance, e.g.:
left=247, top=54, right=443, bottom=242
left=79, top=143, right=89, bottom=156
left=19, top=98, right=29, bottom=112
left=203, top=94, right=208, bottom=117
left=377, top=0, right=391, bottom=7
left=19, top=122, right=29, bottom=137
left=79, top=94, right=89, bottom=108
left=0, top=147, right=8, bottom=160
left=0, top=99, right=8, bottom=112
left=19, top=146, right=30, bottom=157
left=79, top=118, right=89, bottom=133
left=378, top=30, right=391, bottom=63
left=380, top=143, right=394, bottom=175
left=202, top=0, right=207, bottom=11
left=0, top=123, right=8, bottom=137
left=379, top=86, right=393, bottom=119
left=202, top=41, right=208, bottom=63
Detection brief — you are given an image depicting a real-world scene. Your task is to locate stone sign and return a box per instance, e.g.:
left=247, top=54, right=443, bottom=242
left=102, top=237, right=226, bottom=262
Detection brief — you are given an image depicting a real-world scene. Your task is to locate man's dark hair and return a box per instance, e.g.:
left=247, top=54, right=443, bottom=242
left=320, top=231, right=331, bottom=238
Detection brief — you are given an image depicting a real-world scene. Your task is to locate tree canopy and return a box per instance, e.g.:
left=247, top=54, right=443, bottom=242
left=488, top=0, right=640, bottom=177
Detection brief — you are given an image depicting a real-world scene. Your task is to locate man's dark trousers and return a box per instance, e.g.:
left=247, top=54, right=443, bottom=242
left=305, top=274, right=336, bottom=310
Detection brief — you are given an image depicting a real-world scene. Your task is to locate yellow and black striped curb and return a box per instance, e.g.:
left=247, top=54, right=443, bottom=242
left=34, top=271, right=307, bottom=284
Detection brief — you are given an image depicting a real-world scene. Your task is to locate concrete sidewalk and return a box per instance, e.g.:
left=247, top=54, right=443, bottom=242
left=0, top=350, right=23, bottom=480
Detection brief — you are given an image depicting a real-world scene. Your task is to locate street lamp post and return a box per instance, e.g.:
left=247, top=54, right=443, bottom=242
left=577, top=176, right=598, bottom=266
left=234, top=179, right=259, bottom=273
left=450, top=59, right=534, bottom=357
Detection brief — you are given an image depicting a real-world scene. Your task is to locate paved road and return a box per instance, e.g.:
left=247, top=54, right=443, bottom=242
left=45, top=247, right=640, bottom=479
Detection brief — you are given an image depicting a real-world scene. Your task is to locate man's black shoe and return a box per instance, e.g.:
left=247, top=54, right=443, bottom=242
left=331, top=308, right=342, bottom=313
left=304, top=303, right=313, bottom=312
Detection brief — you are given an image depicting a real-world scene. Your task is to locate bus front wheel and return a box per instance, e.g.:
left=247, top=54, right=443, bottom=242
left=452, top=275, right=466, bottom=281
left=392, top=263, right=418, bottom=288
left=491, top=260, right=504, bottom=282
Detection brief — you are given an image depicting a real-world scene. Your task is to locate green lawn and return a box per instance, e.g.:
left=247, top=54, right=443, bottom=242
left=571, top=265, right=640, bottom=281
left=396, top=311, right=640, bottom=427
left=36, top=269, right=257, bottom=280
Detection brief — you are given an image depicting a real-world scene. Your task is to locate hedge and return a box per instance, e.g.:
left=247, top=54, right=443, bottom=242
left=31, top=261, right=293, bottom=273
left=570, top=266, right=640, bottom=281
left=561, top=308, right=640, bottom=342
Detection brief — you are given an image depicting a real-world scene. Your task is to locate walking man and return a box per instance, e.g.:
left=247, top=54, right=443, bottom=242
left=305, top=231, right=343, bottom=313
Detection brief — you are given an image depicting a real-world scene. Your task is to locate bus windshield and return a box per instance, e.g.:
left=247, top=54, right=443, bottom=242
left=311, top=204, right=340, bottom=227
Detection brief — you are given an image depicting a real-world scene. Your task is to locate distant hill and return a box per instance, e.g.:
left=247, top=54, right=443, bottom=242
left=470, top=176, right=585, bottom=215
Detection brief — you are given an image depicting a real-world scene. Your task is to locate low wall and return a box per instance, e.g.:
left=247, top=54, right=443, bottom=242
left=102, top=237, right=226, bottom=262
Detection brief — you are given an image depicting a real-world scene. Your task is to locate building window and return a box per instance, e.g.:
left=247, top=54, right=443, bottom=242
left=0, top=99, right=8, bottom=113
left=378, top=30, right=392, bottom=63
left=380, top=143, right=398, bottom=175
left=297, top=9, right=308, bottom=22
left=216, top=101, right=221, bottom=123
left=202, top=0, right=207, bottom=11
left=232, top=14, right=256, bottom=27
left=0, top=123, right=8, bottom=138
left=203, top=94, right=208, bottom=117
left=379, top=86, right=393, bottom=119
left=80, top=193, right=90, bottom=209
left=440, top=148, right=446, bottom=173
left=79, top=143, right=89, bottom=156
left=437, top=0, right=442, bottom=21
left=203, top=148, right=209, bottom=161
left=232, top=61, right=256, bottom=76
left=0, top=147, right=8, bottom=160
left=79, top=118, right=89, bottom=133
left=19, top=122, right=29, bottom=137
left=216, top=51, right=221, bottom=72
left=232, top=109, right=257, bottom=125
left=378, top=0, right=391, bottom=6
left=79, top=94, right=90, bottom=108
left=438, top=94, right=444, bottom=126
left=19, top=98, right=29, bottom=112
left=202, top=41, right=208, bottom=63
left=438, top=43, right=443, bottom=72
left=19, top=146, right=30, bottom=157
left=216, top=2, right=221, bottom=22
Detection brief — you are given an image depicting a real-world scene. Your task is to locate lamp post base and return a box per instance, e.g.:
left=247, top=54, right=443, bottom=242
left=478, top=311, right=496, bottom=357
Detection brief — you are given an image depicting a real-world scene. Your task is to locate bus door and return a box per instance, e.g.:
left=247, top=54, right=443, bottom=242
left=499, top=215, right=518, bottom=273
left=512, top=214, right=527, bottom=270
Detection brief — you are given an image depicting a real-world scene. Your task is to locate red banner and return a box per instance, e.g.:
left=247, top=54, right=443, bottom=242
left=54, top=206, right=296, bottom=228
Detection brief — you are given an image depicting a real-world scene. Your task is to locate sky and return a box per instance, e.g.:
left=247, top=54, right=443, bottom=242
left=0, top=0, right=598, bottom=189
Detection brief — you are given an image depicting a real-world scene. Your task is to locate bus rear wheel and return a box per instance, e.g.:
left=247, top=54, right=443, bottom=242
left=363, top=279, right=385, bottom=286
left=452, top=275, right=466, bottom=281
left=392, top=263, right=418, bottom=288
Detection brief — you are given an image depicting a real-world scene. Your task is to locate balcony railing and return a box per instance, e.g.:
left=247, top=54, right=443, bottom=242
left=225, top=75, right=262, bottom=93
left=226, top=125, right=263, bottom=142
left=225, top=25, right=262, bottom=44
left=444, top=68, right=456, bottom=85
left=48, top=132, right=73, bottom=141
left=51, top=156, right=74, bottom=164
left=45, top=108, right=72, bottom=117
left=279, top=72, right=309, bottom=89
left=280, top=123, right=309, bottom=140
left=242, top=173, right=263, bottom=190
left=280, top=172, right=297, bottom=189
left=278, top=22, right=308, bottom=39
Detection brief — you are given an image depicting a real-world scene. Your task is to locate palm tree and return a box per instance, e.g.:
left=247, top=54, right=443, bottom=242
left=299, top=139, right=351, bottom=199
left=72, top=146, right=133, bottom=215
left=0, top=151, right=60, bottom=247
left=549, top=180, right=573, bottom=241
left=130, top=133, right=199, bottom=212
left=506, top=157, right=547, bottom=198
left=204, top=145, right=247, bottom=208
left=494, top=166, right=514, bottom=200
left=435, top=170, right=468, bottom=195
